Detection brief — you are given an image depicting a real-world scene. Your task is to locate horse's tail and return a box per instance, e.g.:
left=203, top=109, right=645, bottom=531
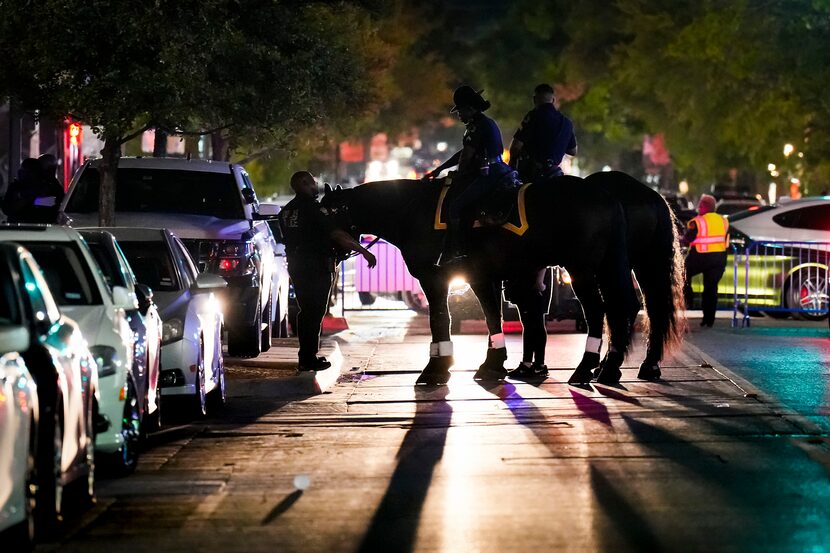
left=638, top=199, right=687, bottom=362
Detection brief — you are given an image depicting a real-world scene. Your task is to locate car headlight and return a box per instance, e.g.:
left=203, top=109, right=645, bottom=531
left=162, top=318, right=184, bottom=345
left=89, top=345, right=121, bottom=378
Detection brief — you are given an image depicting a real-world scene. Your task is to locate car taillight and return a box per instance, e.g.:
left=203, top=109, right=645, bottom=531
left=219, top=258, right=240, bottom=272
left=217, top=241, right=254, bottom=275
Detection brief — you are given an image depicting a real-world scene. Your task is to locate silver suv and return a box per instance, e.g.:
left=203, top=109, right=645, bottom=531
left=60, top=157, right=289, bottom=357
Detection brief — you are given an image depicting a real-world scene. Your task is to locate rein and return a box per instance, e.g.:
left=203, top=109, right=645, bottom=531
left=344, top=235, right=381, bottom=259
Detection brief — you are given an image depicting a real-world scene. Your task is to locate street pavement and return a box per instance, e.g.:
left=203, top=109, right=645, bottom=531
left=36, top=310, right=830, bottom=553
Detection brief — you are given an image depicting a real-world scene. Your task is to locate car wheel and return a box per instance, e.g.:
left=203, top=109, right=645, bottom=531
left=273, top=296, right=289, bottom=338
left=144, top=380, right=162, bottom=432
left=261, top=295, right=273, bottom=352
left=34, top=400, right=63, bottom=538
left=403, top=291, right=429, bottom=314
left=192, top=340, right=208, bottom=418
left=785, top=269, right=829, bottom=321
left=358, top=291, right=376, bottom=306
left=207, top=355, right=226, bottom=414
left=108, top=379, right=141, bottom=477
left=228, top=298, right=262, bottom=358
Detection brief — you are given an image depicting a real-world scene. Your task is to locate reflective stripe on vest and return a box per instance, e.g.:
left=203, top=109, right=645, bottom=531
left=689, top=212, right=728, bottom=253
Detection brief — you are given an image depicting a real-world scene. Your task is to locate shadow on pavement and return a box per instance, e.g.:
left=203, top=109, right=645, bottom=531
left=357, top=385, right=452, bottom=553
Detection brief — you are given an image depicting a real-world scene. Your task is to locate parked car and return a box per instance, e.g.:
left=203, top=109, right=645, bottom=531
left=0, top=225, right=140, bottom=474
left=690, top=198, right=830, bottom=320
left=80, top=230, right=163, bottom=432
left=101, top=228, right=227, bottom=417
left=252, top=202, right=289, bottom=338
left=0, top=242, right=98, bottom=540
left=716, top=195, right=765, bottom=216
left=0, top=298, right=38, bottom=548
left=60, top=157, right=288, bottom=357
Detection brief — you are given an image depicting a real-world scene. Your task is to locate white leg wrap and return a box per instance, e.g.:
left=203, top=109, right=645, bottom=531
left=438, top=341, right=453, bottom=356
left=585, top=336, right=602, bottom=354
left=429, top=342, right=439, bottom=357
left=489, top=333, right=505, bottom=349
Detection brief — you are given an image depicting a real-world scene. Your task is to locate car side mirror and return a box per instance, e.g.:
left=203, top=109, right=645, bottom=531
left=135, top=283, right=153, bottom=316
left=193, top=272, right=228, bottom=292
left=241, top=188, right=257, bottom=205
left=0, top=325, right=30, bottom=354
left=112, top=285, right=139, bottom=310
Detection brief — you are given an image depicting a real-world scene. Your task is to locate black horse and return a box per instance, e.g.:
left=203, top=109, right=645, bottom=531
left=322, top=175, right=640, bottom=385
left=509, top=171, right=686, bottom=383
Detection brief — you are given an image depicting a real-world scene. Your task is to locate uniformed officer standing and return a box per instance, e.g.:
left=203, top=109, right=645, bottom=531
left=279, top=171, right=376, bottom=371
left=425, top=86, right=513, bottom=266
left=683, top=194, right=729, bottom=328
left=509, top=83, right=577, bottom=183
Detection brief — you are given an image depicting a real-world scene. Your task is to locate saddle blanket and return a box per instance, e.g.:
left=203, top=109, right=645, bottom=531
left=433, top=181, right=531, bottom=236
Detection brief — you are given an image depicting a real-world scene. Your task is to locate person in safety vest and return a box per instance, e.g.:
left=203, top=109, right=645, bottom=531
left=424, top=85, right=513, bottom=266
left=278, top=171, right=376, bottom=371
left=509, top=83, right=577, bottom=183
left=683, top=194, right=729, bottom=327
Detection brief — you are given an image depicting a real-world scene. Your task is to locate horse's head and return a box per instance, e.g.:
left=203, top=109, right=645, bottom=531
left=320, top=183, right=359, bottom=239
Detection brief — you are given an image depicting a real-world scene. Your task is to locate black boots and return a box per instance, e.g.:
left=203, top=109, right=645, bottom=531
left=436, top=218, right=467, bottom=267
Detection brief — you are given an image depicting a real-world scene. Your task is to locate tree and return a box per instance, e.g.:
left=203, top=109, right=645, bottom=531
left=0, top=0, right=393, bottom=224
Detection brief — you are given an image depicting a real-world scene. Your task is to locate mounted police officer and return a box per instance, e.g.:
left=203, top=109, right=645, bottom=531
left=509, top=83, right=577, bottom=183
left=425, top=85, right=513, bottom=266
left=279, top=171, right=376, bottom=371
left=682, top=194, right=728, bottom=328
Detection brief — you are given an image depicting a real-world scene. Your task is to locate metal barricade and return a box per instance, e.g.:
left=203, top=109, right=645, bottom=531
left=732, top=240, right=830, bottom=326
left=337, top=238, right=422, bottom=313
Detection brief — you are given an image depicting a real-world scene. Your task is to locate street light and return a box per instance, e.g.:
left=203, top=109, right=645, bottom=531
left=783, top=143, right=794, bottom=157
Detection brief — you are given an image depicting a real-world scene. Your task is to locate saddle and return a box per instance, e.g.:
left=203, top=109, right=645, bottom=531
left=434, top=172, right=531, bottom=237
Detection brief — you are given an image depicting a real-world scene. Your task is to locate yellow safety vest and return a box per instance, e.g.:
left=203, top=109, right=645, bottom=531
left=689, top=212, right=729, bottom=253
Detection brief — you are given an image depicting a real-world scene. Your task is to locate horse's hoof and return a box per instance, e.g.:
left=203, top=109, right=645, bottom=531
left=637, top=363, right=661, bottom=381
left=473, top=365, right=507, bottom=381
left=596, top=367, right=622, bottom=385
left=567, top=367, right=594, bottom=385
left=596, top=351, right=624, bottom=385
left=416, top=357, right=452, bottom=385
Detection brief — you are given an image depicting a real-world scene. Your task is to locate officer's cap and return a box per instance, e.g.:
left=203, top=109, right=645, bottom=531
left=450, top=85, right=491, bottom=113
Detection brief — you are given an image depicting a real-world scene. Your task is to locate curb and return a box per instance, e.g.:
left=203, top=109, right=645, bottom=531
left=682, top=340, right=827, bottom=436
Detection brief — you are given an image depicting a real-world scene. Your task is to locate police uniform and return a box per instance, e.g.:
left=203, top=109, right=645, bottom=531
left=449, top=112, right=512, bottom=220
left=278, top=195, right=337, bottom=365
left=683, top=211, right=729, bottom=327
left=513, top=103, right=576, bottom=182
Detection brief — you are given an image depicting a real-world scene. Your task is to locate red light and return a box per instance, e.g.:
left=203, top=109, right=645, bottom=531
left=748, top=206, right=760, bottom=211
left=68, top=123, right=81, bottom=145
left=219, top=258, right=239, bottom=271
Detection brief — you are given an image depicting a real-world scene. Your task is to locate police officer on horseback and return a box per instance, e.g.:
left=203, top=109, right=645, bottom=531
left=509, top=83, right=577, bottom=183
left=425, top=85, right=513, bottom=266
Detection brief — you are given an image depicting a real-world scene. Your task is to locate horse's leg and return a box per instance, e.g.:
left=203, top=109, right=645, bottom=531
left=470, top=279, right=508, bottom=381
left=567, top=272, right=605, bottom=384
left=416, top=277, right=453, bottom=385
left=595, top=260, right=637, bottom=386
left=633, top=269, right=662, bottom=381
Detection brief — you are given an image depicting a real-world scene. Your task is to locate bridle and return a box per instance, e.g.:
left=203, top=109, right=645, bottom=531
left=324, top=190, right=380, bottom=258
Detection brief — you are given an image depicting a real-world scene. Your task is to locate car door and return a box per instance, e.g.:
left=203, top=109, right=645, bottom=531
left=772, top=204, right=830, bottom=242
left=171, top=237, right=220, bottom=386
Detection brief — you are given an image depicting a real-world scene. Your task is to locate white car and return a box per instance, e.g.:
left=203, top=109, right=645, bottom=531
left=103, top=228, right=227, bottom=417
left=81, top=230, right=163, bottom=432
left=0, top=317, right=37, bottom=546
left=729, top=197, right=830, bottom=242
left=0, top=242, right=98, bottom=542
left=0, top=226, right=140, bottom=474
left=60, top=157, right=288, bottom=357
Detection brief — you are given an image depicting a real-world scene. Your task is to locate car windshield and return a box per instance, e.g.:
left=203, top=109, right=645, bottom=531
left=727, top=204, right=777, bottom=222
left=20, top=242, right=102, bottom=306
left=116, top=241, right=180, bottom=292
left=65, top=167, right=245, bottom=219
left=86, top=241, right=128, bottom=288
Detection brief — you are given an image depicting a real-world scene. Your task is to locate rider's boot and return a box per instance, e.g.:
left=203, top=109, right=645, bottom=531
left=436, top=218, right=467, bottom=267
